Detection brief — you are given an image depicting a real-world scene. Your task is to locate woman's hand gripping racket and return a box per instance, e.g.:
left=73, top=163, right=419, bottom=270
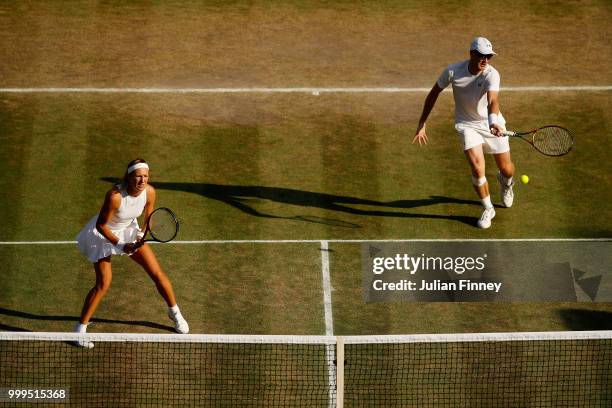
left=500, top=125, right=574, bottom=157
left=134, top=207, right=180, bottom=250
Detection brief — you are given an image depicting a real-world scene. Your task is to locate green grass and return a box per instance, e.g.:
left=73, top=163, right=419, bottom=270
left=1, top=0, right=610, bottom=89
left=0, top=93, right=610, bottom=242
left=0, top=2, right=611, bottom=405
left=330, top=243, right=612, bottom=335
left=0, top=244, right=325, bottom=334
left=0, top=91, right=611, bottom=337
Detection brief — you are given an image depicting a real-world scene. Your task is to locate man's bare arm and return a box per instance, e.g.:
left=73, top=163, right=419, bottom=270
left=413, top=83, right=444, bottom=146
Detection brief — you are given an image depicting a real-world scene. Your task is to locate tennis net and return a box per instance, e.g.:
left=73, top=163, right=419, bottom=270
left=0, top=331, right=610, bottom=407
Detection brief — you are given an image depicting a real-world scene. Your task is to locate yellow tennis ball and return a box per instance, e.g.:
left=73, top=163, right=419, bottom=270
left=521, top=175, right=529, bottom=184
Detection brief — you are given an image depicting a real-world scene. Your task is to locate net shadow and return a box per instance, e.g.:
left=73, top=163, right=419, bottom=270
left=559, top=309, right=612, bottom=331
left=0, top=307, right=175, bottom=332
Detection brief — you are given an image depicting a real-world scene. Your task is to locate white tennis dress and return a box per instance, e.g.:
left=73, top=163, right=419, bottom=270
left=76, top=187, right=147, bottom=262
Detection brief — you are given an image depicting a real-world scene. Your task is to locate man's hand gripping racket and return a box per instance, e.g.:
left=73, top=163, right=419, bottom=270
left=132, top=207, right=180, bottom=251
left=498, top=125, right=574, bottom=157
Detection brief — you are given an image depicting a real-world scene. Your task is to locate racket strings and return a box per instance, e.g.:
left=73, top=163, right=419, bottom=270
left=149, top=209, right=178, bottom=242
left=533, top=127, right=573, bottom=156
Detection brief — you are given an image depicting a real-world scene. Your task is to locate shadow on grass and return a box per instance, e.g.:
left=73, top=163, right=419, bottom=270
left=102, top=179, right=481, bottom=227
left=559, top=308, right=612, bottom=330
left=0, top=322, right=29, bottom=332
left=0, top=307, right=175, bottom=333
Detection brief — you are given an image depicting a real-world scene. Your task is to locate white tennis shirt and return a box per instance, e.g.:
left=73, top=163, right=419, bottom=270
left=437, top=60, right=500, bottom=125
left=108, top=187, right=147, bottom=230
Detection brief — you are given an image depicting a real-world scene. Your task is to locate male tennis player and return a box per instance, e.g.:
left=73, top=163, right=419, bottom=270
left=413, top=37, right=515, bottom=229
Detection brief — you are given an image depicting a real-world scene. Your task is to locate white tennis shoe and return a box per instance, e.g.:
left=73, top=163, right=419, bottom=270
left=75, top=339, right=94, bottom=349
left=497, top=173, right=514, bottom=208
left=477, top=207, right=496, bottom=229
left=168, top=311, right=189, bottom=334
left=73, top=323, right=94, bottom=349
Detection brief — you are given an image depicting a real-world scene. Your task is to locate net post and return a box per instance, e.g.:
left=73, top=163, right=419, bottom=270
left=336, top=336, right=344, bottom=408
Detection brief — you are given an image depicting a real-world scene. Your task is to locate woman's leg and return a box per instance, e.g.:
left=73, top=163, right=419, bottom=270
left=79, top=257, right=113, bottom=325
left=129, top=244, right=176, bottom=306
left=130, top=244, right=189, bottom=333
left=75, top=257, right=112, bottom=348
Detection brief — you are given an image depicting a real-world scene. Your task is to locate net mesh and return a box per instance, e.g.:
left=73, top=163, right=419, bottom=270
left=149, top=208, right=178, bottom=242
left=533, top=126, right=574, bottom=156
left=0, top=335, right=336, bottom=407
left=1, top=332, right=611, bottom=407
left=344, top=338, right=612, bottom=407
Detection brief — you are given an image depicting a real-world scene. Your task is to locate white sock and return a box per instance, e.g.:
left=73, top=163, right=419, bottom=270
left=481, top=196, right=493, bottom=209
left=169, top=304, right=182, bottom=316
left=499, top=172, right=513, bottom=186
left=75, top=323, right=88, bottom=333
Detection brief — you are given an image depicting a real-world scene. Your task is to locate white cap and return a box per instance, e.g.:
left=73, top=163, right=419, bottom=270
left=470, top=37, right=496, bottom=55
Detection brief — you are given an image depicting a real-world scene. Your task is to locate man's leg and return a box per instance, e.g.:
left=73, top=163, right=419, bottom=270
left=494, top=152, right=516, bottom=208
left=465, top=144, right=495, bottom=229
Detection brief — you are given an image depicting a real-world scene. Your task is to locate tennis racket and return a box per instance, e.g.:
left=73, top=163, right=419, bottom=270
left=500, top=125, right=574, bottom=157
left=135, top=207, right=179, bottom=247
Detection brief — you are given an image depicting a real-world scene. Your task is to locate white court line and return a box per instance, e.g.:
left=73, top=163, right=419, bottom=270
left=320, top=241, right=334, bottom=336
left=0, top=86, right=611, bottom=94
left=0, top=241, right=78, bottom=245
left=0, top=238, right=609, bottom=245
left=319, top=240, right=336, bottom=408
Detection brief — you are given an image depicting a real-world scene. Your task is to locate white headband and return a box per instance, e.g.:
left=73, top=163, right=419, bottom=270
left=127, top=163, right=149, bottom=174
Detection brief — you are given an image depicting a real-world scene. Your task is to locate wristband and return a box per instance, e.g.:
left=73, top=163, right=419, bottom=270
left=488, top=113, right=499, bottom=127
left=116, top=241, right=125, bottom=251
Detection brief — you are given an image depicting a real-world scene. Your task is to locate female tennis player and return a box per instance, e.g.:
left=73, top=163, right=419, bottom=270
left=74, top=159, right=188, bottom=347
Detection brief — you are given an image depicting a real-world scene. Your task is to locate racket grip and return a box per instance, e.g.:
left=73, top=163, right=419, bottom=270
left=501, top=131, right=515, bottom=137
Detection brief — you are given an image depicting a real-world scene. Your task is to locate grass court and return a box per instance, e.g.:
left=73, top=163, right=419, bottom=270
left=1, top=0, right=611, bottom=339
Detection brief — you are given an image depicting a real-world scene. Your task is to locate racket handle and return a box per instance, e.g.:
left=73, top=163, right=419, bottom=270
left=501, top=130, right=516, bottom=137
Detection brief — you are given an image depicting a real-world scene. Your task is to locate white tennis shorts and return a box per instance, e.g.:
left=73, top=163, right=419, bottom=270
left=455, top=118, right=510, bottom=154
